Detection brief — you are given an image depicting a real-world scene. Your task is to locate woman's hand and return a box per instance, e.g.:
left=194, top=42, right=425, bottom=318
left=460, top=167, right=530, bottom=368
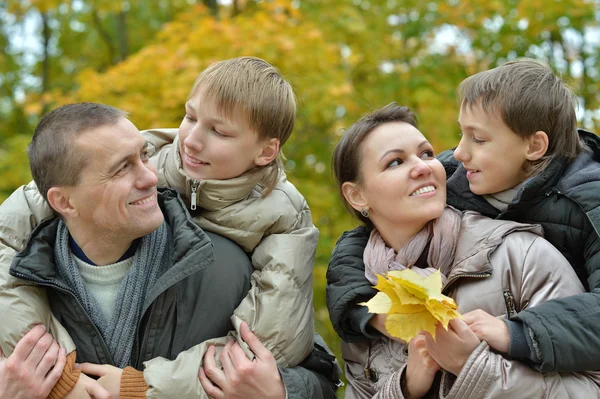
left=404, top=333, right=439, bottom=398
left=369, top=314, right=406, bottom=343
left=463, top=309, right=510, bottom=353
left=424, top=319, right=480, bottom=376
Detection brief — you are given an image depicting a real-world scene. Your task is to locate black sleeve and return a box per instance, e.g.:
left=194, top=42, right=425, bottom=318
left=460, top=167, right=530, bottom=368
left=326, top=225, right=381, bottom=342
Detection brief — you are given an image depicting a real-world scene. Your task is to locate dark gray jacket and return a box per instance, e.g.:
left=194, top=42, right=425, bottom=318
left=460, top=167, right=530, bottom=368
left=11, top=188, right=340, bottom=398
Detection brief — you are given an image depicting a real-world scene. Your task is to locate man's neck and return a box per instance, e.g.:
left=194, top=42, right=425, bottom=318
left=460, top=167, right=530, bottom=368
left=66, top=224, right=135, bottom=266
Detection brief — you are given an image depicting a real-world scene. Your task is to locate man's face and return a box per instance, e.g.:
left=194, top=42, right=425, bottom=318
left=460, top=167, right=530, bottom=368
left=65, top=118, right=164, bottom=241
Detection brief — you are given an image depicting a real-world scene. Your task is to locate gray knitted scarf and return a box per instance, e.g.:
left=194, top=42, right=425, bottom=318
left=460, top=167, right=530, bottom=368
left=54, top=220, right=173, bottom=367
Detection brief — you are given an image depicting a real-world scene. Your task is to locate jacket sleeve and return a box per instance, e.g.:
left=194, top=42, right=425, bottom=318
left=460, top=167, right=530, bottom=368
left=143, top=333, right=342, bottom=399
left=436, top=148, right=459, bottom=179
left=510, top=222, right=600, bottom=372
left=326, top=226, right=378, bottom=342
left=441, top=236, right=600, bottom=398
left=0, top=182, right=79, bottom=398
left=230, top=203, right=318, bottom=368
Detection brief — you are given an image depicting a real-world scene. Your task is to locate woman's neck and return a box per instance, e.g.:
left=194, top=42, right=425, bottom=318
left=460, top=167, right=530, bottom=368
left=371, top=216, right=427, bottom=252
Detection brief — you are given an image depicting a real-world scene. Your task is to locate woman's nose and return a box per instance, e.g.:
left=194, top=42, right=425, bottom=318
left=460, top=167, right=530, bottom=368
left=411, top=158, right=432, bottom=178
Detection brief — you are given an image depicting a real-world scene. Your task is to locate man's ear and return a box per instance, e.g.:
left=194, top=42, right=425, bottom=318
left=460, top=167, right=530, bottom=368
left=254, top=138, right=280, bottom=166
left=47, top=187, right=78, bottom=218
left=342, top=181, right=368, bottom=212
left=526, top=131, right=549, bottom=161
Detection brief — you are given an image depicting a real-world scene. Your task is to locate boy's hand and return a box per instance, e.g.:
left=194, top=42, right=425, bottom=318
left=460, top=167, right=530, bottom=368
left=424, top=319, right=480, bottom=376
left=404, top=333, right=439, bottom=398
left=463, top=309, right=510, bottom=353
left=65, top=373, right=112, bottom=399
left=78, top=363, right=123, bottom=398
left=0, top=325, right=66, bottom=399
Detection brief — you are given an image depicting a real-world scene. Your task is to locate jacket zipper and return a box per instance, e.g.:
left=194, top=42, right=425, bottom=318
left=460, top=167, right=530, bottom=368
left=190, top=179, right=199, bottom=210
left=503, top=290, right=517, bottom=318
left=11, top=271, right=115, bottom=364
left=443, top=272, right=491, bottom=293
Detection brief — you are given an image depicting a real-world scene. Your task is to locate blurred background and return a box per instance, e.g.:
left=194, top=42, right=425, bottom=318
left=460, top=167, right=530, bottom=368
left=1, top=0, right=599, bottom=392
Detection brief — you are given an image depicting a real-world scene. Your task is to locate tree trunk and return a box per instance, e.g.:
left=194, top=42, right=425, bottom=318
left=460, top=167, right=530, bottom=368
left=202, top=0, right=219, bottom=16
left=41, top=11, right=50, bottom=93
left=116, top=10, right=128, bottom=61
left=92, top=9, right=117, bottom=65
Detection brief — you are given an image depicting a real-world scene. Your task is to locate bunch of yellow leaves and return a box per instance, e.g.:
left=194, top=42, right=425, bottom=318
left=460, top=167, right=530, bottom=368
left=360, top=269, right=461, bottom=342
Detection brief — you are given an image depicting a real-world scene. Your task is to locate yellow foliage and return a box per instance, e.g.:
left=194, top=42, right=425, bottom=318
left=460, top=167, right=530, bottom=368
left=361, top=269, right=461, bottom=342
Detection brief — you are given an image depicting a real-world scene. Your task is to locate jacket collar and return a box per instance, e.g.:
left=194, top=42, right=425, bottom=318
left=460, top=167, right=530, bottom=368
left=10, top=189, right=212, bottom=286
left=442, top=211, right=543, bottom=288
left=168, top=135, right=276, bottom=212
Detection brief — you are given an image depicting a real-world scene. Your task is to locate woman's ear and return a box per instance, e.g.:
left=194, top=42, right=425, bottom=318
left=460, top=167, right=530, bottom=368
left=342, top=181, right=368, bottom=212
left=254, top=138, right=280, bottom=166
left=526, top=131, right=549, bottom=161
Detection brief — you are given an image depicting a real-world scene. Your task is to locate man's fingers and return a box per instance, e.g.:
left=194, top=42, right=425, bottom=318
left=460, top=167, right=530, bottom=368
left=12, top=324, right=48, bottom=361
left=220, top=340, right=236, bottom=375
left=78, top=362, right=109, bottom=377
left=35, top=339, right=59, bottom=378
left=239, top=322, right=269, bottom=360
left=199, top=367, right=224, bottom=399
left=203, top=346, right=227, bottom=388
left=43, top=348, right=67, bottom=392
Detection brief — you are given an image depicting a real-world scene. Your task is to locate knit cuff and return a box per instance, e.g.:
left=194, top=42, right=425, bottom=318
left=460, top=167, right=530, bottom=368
left=48, top=351, right=81, bottom=399
left=506, top=319, right=534, bottom=361
left=120, top=366, right=149, bottom=399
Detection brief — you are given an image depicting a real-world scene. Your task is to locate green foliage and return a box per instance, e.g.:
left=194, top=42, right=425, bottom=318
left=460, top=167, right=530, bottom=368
left=2, top=2, right=600, bottom=393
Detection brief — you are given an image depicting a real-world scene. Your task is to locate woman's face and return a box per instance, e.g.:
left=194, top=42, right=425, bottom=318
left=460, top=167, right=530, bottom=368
left=354, top=121, right=446, bottom=231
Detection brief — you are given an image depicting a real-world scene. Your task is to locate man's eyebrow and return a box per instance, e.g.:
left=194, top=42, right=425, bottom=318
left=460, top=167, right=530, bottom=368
left=108, top=142, right=147, bottom=174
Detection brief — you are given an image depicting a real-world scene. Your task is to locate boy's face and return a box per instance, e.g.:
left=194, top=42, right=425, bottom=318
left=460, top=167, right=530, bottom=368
left=454, top=103, right=530, bottom=195
left=178, top=92, right=273, bottom=181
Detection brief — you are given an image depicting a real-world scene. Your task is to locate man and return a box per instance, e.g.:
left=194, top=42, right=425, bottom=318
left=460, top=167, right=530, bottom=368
left=0, top=103, right=340, bottom=398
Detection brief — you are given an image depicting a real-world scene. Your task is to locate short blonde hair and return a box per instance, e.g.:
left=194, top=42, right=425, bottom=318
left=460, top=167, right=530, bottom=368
left=189, top=57, right=296, bottom=195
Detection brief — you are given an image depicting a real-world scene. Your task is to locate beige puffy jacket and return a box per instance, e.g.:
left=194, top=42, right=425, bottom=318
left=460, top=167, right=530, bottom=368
left=342, top=211, right=600, bottom=399
left=0, top=129, right=318, bottom=397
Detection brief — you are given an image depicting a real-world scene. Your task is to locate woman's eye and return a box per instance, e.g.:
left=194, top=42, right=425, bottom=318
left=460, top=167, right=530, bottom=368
left=421, top=150, right=434, bottom=159
left=387, top=159, right=402, bottom=168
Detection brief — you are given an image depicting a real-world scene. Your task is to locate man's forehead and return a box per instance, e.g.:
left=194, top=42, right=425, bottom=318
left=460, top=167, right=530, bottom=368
left=75, top=120, right=145, bottom=166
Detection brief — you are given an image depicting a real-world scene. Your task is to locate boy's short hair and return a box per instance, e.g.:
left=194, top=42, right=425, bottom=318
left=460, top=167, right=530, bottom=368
left=332, top=102, right=418, bottom=227
left=189, top=56, right=296, bottom=194
left=458, top=58, right=581, bottom=176
left=29, top=102, right=127, bottom=202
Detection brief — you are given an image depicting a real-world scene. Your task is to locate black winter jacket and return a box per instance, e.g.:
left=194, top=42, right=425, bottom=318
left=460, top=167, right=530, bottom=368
left=327, top=129, right=600, bottom=372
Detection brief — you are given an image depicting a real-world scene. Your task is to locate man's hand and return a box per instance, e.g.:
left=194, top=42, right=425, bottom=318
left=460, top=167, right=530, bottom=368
left=404, top=333, right=439, bottom=399
left=463, top=309, right=510, bottom=353
left=424, top=319, right=481, bottom=376
left=78, top=363, right=123, bottom=398
left=65, top=373, right=112, bottom=399
left=199, top=322, right=286, bottom=399
left=0, top=324, right=67, bottom=399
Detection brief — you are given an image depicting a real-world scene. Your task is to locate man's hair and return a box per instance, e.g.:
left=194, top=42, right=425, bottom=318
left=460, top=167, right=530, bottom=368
left=29, top=102, right=127, bottom=202
left=332, top=102, right=418, bottom=226
left=189, top=56, right=296, bottom=194
left=459, top=58, right=581, bottom=176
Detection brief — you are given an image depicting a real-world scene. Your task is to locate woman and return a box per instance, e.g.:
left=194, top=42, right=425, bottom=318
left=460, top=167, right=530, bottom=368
left=330, top=103, right=600, bottom=398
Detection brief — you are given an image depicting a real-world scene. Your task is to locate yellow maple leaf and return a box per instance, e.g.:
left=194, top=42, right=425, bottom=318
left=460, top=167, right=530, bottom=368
left=361, top=269, right=462, bottom=341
